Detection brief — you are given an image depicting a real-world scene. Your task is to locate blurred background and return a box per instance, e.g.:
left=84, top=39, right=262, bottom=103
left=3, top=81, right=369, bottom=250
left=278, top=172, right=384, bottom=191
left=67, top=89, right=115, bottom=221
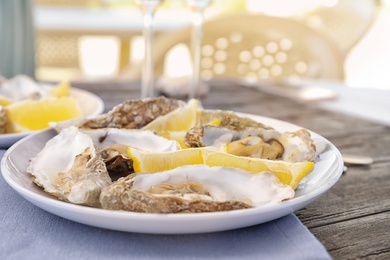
left=2, top=0, right=390, bottom=90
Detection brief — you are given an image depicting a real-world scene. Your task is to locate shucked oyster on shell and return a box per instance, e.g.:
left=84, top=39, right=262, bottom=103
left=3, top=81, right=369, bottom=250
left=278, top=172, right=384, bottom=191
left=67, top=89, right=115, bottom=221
left=185, top=110, right=316, bottom=163
left=54, top=96, right=185, bottom=131
left=197, top=110, right=273, bottom=132
left=27, top=126, right=112, bottom=207
left=28, top=125, right=183, bottom=205
left=99, top=165, right=295, bottom=213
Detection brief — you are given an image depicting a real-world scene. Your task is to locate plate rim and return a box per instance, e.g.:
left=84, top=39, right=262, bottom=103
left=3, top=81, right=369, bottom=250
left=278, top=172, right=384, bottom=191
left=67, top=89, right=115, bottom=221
left=1, top=113, right=344, bottom=234
left=0, top=87, right=104, bottom=148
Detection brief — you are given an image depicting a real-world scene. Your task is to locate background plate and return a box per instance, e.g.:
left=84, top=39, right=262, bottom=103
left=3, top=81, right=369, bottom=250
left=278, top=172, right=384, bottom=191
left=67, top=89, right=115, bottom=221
left=0, top=88, right=104, bottom=148
left=1, top=113, right=344, bottom=234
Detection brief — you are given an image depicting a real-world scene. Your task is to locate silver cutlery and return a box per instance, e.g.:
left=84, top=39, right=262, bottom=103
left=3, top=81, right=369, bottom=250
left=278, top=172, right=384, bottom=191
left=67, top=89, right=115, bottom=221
left=342, top=154, right=373, bottom=166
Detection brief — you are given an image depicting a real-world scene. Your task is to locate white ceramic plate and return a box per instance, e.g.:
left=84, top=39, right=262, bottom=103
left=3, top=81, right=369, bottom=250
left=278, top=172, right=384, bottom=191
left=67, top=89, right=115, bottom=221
left=1, top=113, right=343, bottom=234
left=0, top=88, right=104, bottom=148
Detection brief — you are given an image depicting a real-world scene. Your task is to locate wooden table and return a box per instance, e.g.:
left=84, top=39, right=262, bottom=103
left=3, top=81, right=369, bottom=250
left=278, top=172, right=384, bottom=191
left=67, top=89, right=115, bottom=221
left=73, top=79, right=390, bottom=259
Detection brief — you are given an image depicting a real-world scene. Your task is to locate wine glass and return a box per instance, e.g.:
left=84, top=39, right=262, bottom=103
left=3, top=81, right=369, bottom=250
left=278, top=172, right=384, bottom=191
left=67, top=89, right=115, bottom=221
left=184, top=0, right=212, bottom=99
left=135, top=0, right=164, bottom=98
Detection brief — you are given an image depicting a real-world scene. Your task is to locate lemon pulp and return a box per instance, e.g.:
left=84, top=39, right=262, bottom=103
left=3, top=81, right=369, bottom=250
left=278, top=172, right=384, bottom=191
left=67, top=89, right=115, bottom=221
left=126, top=146, right=314, bottom=189
left=6, top=96, right=82, bottom=132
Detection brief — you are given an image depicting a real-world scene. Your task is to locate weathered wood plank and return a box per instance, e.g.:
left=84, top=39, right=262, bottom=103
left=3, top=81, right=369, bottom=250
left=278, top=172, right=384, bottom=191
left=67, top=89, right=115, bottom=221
left=309, top=212, right=390, bottom=259
left=297, top=162, right=390, bottom=226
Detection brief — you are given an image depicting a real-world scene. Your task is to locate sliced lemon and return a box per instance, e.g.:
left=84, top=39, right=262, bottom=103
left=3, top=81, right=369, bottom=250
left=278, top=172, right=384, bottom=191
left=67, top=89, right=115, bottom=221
left=0, top=95, right=13, bottom=107
left=157, top=130, right=188, bottom=149
left=127, top=146, right=314, bottom=189
left=142, top=99, right=199, bottom=132
left=6, top=96, right=82, bottom=132
left=127, top=146, right=205, bottom=173
left=204, top=152, right=314, bottom=189
left=48, top=81, right=71, bottom=97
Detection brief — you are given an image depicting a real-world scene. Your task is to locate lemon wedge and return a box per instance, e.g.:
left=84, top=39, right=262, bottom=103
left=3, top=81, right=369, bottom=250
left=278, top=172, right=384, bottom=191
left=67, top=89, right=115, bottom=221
left=0, top=95, right=13, bottom=107
left=142, top=99, right=198, bottom=147
left=126, top=146, right=314, bottom=189
left=204, top=152, right=314, bottom=189
left=143, top=99, right=198, bottom=132
left=48, top=81, right=71, bottom=97
left=128, top=146, right=205, bottom=173
left=6, top=96, right=82, bottom=132
left=156, top=130, right=188, bottom=149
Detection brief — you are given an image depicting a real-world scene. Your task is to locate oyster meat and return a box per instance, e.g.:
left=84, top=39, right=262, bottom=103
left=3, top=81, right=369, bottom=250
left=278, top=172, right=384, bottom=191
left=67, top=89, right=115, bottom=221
left=100, top=165, right=294, bottom=213
left=185, top=110, right=316, bottom=162
left=27, top=126, right=112, bottom=207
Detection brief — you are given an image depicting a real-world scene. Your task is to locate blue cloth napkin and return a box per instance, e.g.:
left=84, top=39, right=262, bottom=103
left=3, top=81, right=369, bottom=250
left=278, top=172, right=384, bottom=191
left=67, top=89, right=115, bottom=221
left=0, top=150, right=331, bottom=260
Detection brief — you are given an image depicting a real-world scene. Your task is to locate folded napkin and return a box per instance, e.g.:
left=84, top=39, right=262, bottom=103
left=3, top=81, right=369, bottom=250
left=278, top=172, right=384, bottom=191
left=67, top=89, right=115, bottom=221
left=0, top=150, right=330, bottom=260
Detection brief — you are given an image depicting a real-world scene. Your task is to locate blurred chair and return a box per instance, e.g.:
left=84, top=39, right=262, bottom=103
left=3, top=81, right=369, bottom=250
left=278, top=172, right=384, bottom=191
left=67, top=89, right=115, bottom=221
left=126, top=13, right=345, bottom=83
left=302, top=0, right=379, bottom=55
left=0, top=0, right=35, bottom=78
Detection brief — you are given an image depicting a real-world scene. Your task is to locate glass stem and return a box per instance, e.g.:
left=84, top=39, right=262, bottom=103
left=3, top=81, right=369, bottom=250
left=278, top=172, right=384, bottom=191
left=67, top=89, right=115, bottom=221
left=141, top=5, right=157, bottom=99
left=189, top=6, right=205, bottom=100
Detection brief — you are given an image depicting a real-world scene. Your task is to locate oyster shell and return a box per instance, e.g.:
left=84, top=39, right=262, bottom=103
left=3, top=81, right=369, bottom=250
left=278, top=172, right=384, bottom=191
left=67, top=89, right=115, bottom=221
left=27, top=126, right=112, bottom=207
left=0, top=75, right=48, bottom=101
left=0, top=107, right=8, bottom=134
left=223, top=129, right=316, bottom=162
left=185, top=125, right=272, bottom=148
left=185, top=110, right=316, bottom=162
left=276, top=129, right=316, bottom=162
left=198, top=110, right=273, bottom=132
left=81, top=128, right=180, bottom=152
left=185, top=110, right=278, bottom=148
left=82, top=96, right=185, bottom=129
left=81, top=128, right=181, bottom=178
left=53, top=96, right=185, bottom=132
left=99, top=165, right=294, bottom=213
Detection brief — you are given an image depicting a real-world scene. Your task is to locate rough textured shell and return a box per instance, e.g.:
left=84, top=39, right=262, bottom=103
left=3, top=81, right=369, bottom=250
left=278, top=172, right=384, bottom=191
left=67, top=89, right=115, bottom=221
left=276, top=129, right=316, bottom=162
left=27, top=126, right=112, bottom=207
left=80, top=96, right=185, bottom=129
left=185, top=110, right=316, bottom=162
left=0, top=107, right=7, bottom=134
left=99, top=165, right=294, bottom=213
left=198, top=110, right=273, bottom=132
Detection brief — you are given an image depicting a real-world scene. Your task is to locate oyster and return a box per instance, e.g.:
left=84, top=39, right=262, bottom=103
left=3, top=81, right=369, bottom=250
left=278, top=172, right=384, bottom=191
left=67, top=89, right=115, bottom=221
left=227, top=136, right=284, bottom=160
left=0, top=107, right=8, bottom=134
left=27, top=126, right=112, bottom=207
left=185, top=110, right=316, bottom=162
left=185, top=125, right=271, bottom=148
left=276, top=129, right=316, bottom=162
left=0, top=75, right=48, bottom=101
left=198, top=110, right=273, bottom=132
left=225, top=129, right=316, bottom=162
left=82, top=96, right=184, bottom=129
left=81, top=128, right=181, bottom=178
left=81, top=128, right=180, bottom=152
left=99, top=165, right=294, bottom=213
left=185, top=110, right=279, bottom=148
